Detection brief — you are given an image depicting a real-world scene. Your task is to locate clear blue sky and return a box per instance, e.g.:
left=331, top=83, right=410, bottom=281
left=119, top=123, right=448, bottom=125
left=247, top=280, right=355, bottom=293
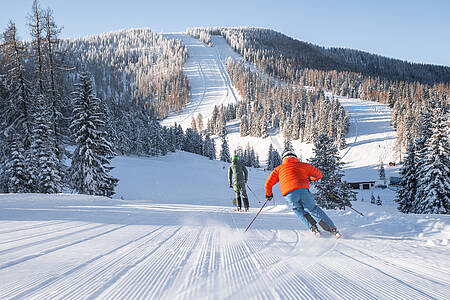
left=2, top=0, right=449, bottom=66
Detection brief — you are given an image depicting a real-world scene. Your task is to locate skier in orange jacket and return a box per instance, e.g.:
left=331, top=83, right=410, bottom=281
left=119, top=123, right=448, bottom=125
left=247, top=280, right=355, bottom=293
left=265, top=150, right=340, bottom=237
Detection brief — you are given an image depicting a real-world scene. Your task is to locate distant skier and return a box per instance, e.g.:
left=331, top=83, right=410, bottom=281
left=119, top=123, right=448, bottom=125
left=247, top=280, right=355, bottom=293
left=264, top=150, right=340, bottom=237
left=229, top=155, right=249, bottom=212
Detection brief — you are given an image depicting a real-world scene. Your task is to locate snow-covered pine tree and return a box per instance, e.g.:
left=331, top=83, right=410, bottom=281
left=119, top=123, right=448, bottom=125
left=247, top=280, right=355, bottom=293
left=202, top=134, right=216, bottom=160
left=70, top=72, right=118, bottom=196
left=266, top=144, right=274, bottom=170
left=182, top=128, right=195, bottom=153
left=396, top=137, right=419, bottom=213
left=31, top=93, right=61, bottom=193
left=1, top=22, right=33, bottom=150
left=378, top=161, right=386, bottom=183
left=174, top=123, right=184, bottom=150
left=245, top=143, right=259, bottom=168
left=240, top=115, right=249, bottom=136
left=415, top=111, right=450, bottom=214
left=5, top=135, right=29, bottom=193
left=267, top=144, right=282, bottom=170
left=370, top=192, right=376, bottom=204
left=283, top=138, right=294, bottom=153
left=219, top=135, right=231, bottom=162
left=234, top=145, right=244, bottom=162
left=308, top=132, right=356, bottom=209
left=376, top=195, right=382, bottom=206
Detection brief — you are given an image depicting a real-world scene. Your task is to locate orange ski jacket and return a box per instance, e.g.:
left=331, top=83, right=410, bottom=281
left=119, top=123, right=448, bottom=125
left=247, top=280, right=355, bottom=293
left=265, top=157, right=322, bottom=196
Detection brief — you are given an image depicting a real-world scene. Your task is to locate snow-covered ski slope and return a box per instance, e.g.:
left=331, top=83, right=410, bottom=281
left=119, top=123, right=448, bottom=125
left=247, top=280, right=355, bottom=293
left=160, top=34, right=398, bottom=173
left=0, top=34, right=449, bottom=299
left=161, top=34, right=242, bottom=129
left=1, top=152, right=449, bottom=299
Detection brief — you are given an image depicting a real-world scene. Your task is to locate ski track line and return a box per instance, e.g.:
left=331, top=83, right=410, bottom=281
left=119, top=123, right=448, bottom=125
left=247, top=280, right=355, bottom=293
left=237, top=232, right=281, bottom=299
left=161, top=227, right=212, bottom=299
left=0, top=224, right=127, bottom=271
left=0, top=221, right=94, bottom=246
left=338, top=244, right=450, bottom=298
left=250, top=227, right=351, bottom=299
left=227, top=212, right=327, bottom=299
left=169, top=208, right=229, bottom=299
left=0, top=222, right=102, bottom=256
left=217, top=211, right=279, bottom=299
left=256, top=227, right=341, bottom=272
left=307, top=263, right=376, bottom=299
left=323, top=249, right=415, bottom=299
left=341, top=116, right=358, bottom=159
left=178, top=61, right=207, bottom=124
left=97, top=226, right=200, bottom=299
left=84, top=226, right=183, bottom=300
left=256, top=228, right=301, bottom=256
left=171, top=208, right=255, bottom=299
left=342, top=242, right=450, bottom=282
left=213, top=45, right=239, bottom=104
left=244, top=235, right=308, bottom=299
left=0, top=222, right=105, bottom=257
left=167, top=228, right=216, bottom=299
left=5, top=225, right=167, bottom=300
left=325, top=251, right=421, bottom=299
left=334, top=249, right=439, bottom=299
left=0, top=220, right=69, bottom=235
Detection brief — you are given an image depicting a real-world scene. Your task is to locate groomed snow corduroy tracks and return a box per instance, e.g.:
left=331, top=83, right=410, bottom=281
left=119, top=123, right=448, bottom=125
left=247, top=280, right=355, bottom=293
left=0, top=195, right=449, bottom=299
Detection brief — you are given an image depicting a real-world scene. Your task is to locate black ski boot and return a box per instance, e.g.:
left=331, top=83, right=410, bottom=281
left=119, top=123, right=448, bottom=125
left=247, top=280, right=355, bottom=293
left=330, top=228, right=342, bottom=238
left=243, top=197, right=249, bottom=212
left=236, top=197, right=242, bottom=212
left=319, top=220, right=341, bottom=238
left=310, top=225, right=321, bottom=237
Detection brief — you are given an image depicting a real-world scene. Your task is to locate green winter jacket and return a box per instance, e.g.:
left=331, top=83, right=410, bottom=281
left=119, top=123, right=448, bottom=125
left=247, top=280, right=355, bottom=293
left=228, top=158, right=248, bottom=186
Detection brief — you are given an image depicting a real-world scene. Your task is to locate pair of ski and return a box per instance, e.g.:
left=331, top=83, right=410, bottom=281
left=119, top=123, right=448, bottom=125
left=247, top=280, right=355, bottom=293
left=312, top=229, right=342, bottom=239
left=307, top=212, right=342, bottom=238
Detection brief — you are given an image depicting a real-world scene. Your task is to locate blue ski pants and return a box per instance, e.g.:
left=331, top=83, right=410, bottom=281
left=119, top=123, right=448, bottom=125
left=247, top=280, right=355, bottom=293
left=284, top=188, right=336, bottom=230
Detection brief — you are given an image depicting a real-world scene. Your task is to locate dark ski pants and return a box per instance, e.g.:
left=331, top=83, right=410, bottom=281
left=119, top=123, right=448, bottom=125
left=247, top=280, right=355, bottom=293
left=284, top=188, right=335, bottom=230
left=233, top=182, right=249, bottom=209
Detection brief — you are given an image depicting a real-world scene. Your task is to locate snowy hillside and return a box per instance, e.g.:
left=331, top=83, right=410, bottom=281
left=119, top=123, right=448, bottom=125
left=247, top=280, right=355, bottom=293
left=0, top=152, right=449, bottom=299
left=161, top=34, right=242, bottom=130
left=0, top=33, right=448, bottom=299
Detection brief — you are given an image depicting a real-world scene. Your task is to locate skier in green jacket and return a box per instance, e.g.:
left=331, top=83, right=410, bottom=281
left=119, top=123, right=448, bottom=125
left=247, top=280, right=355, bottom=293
left=228, top=155, right=249, bottom=211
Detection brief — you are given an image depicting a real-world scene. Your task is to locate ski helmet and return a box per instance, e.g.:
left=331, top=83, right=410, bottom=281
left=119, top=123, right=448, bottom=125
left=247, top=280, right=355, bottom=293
left=281, top=150, right=297, bottom=160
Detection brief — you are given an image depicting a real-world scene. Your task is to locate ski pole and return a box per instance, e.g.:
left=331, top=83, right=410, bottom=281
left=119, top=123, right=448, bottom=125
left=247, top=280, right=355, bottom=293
left=246, top=184, right=261, bottom=203
left=316, top=185, right=364, bottom=216
left=244, top=198, right=270, bottom=233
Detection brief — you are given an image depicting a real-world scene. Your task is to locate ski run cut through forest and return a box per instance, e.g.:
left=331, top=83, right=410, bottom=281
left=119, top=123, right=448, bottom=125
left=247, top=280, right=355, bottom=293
left=0, top=33, right=449, bottom=299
